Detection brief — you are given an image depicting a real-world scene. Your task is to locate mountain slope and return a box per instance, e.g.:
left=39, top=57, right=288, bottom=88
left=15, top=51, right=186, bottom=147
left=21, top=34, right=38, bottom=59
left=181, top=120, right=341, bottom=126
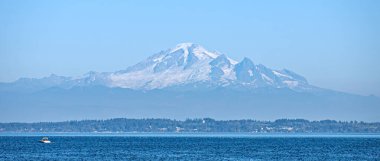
left=1, top=43, right=316, bottom=92
left=1, top=86, right=379, bottom=122
left=0, top=43, right=379, bottom=122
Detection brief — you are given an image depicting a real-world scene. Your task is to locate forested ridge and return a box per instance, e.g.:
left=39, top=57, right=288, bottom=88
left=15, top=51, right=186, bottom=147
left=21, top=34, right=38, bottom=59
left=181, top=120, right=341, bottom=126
left=1, top=118, right=379, bottom=133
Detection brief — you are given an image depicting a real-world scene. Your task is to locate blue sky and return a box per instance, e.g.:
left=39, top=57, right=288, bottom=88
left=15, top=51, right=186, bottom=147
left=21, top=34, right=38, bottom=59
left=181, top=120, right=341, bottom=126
left=0, top=0, right=379, bottom=96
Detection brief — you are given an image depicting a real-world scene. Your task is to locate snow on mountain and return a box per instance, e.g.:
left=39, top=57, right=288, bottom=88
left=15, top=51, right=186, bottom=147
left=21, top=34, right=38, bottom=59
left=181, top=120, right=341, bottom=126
left=7, top=43, right=314, bottom=91
left=4, top=43, right=380, bottom=122
left=109, top=43, right=220, bottom=89
left=106, top=43, right=312, bottom=90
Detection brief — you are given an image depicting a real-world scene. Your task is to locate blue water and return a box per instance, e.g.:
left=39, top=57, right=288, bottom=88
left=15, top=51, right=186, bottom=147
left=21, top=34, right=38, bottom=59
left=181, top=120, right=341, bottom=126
left=0, top=134, right=379, bottom=160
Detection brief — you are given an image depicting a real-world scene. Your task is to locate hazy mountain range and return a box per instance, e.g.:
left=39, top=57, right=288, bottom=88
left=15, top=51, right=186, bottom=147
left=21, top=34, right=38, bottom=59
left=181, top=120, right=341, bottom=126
left=1, top=43, right=379, bottom=122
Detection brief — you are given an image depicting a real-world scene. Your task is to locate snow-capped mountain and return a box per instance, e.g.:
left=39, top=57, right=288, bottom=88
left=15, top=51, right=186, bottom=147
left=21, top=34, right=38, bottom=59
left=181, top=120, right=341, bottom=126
left=109, top=43, right=312, bottom=90
left=1, top=43, right=379, bottom=122
left=9, top=43, right=313, bottom=91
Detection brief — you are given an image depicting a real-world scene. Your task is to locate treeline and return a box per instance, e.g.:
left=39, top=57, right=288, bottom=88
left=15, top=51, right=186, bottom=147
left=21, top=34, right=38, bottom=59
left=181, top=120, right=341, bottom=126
left=0, top=118, right=379, bottom=133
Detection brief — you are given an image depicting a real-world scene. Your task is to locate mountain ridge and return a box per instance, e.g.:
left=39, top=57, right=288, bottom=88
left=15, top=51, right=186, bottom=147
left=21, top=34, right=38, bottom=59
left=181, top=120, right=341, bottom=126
left=1, top=43, right=379, bottom=122
left=2, top=118, right=379, bottom=132
left=3, top=43, right=316, bottom=92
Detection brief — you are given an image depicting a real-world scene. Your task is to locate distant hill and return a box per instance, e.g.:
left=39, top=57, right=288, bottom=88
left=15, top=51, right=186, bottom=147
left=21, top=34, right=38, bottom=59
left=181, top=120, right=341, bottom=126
left=1, top=118, right=379, bottom=133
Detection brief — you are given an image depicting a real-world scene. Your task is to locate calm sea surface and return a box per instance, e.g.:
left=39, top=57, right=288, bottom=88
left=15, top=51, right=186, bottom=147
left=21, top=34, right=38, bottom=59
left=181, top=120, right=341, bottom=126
left=0, top=134, right=379, bottom=161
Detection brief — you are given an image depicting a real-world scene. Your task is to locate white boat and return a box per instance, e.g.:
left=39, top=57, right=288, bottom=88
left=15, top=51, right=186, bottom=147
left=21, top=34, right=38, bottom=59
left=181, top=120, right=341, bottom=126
left=39, top=137, right=51, bottom=143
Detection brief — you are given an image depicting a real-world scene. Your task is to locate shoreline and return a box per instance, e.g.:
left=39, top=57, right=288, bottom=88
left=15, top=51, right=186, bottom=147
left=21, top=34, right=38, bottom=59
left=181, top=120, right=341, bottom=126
left=1, top=132, right=380, bottom=138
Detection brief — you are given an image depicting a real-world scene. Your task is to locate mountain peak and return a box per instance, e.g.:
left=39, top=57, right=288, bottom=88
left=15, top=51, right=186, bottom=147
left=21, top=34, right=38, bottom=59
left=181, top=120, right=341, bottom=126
left=169, top=43, right=219, bottom=59
left=239, top=57, right=255, bottom=66
left=8, top=43, right=312, bottom=91
left=210, top=54, right=231, bottom=67
left=170, top=43, right=199, bottom=54
left=173, top=42, right=199, bottom=49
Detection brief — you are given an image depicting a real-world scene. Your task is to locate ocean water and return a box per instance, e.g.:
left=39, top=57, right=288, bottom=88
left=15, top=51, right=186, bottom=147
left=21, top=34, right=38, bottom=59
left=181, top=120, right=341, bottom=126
left=0, top=134, right=379, bottom=161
